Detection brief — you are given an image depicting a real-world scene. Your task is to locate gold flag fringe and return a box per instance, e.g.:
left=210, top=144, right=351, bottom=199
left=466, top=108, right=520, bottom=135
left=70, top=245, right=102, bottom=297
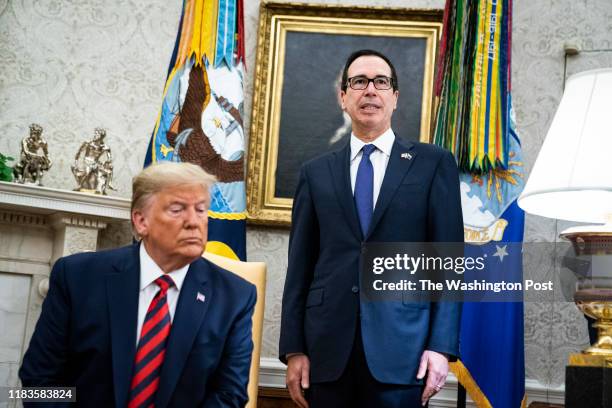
left=450, top=360, right=527, bottom=407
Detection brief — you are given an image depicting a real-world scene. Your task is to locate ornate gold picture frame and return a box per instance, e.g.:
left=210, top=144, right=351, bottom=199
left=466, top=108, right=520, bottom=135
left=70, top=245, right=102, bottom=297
left=247, top=2, right=443, bottom=226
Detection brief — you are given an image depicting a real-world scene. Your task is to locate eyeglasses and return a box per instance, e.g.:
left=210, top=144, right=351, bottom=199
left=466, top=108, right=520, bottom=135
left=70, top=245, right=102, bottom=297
left=346, top=75, right=394, bottom=90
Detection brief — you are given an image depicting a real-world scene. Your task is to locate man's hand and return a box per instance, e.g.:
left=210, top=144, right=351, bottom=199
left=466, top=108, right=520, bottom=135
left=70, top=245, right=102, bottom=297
left=417, top=350, right=449, bottom=406
left=285, top=354, right=310, bottom=408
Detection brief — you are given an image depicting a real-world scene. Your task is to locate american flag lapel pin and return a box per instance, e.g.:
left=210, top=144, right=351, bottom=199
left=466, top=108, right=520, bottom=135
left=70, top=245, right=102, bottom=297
left=196, top=292, right=206, bottom=303
left=401, top=152, right=413, bottom=160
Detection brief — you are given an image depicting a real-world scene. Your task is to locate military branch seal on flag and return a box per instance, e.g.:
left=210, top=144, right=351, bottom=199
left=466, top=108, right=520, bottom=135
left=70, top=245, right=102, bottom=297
left=145, top=0, right=247, bottom=261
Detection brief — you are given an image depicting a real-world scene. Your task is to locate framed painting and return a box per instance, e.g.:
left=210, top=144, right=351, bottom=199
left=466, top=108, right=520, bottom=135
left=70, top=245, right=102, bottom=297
left=247, top=2, right=443, bottom=226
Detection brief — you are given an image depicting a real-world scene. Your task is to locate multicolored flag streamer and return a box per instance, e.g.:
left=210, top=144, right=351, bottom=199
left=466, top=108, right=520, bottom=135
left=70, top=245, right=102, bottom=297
left=144, top=0, right=247, bottom=261
left=434, top=0, right=510, bottom=174
left=434, top=0, right=526, bottom=407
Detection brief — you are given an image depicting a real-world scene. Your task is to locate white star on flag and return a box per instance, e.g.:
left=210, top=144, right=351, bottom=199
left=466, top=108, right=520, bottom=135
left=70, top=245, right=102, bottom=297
left=492, top=245, right=509, bottom=262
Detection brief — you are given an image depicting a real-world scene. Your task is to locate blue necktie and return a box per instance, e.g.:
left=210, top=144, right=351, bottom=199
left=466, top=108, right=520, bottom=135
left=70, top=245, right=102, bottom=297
left=354, top=144, right=376, bottom=237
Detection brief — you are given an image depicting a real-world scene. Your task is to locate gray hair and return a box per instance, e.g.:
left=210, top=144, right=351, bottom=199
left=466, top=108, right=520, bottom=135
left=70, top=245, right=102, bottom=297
left=131, top=161, right=217, bottom=215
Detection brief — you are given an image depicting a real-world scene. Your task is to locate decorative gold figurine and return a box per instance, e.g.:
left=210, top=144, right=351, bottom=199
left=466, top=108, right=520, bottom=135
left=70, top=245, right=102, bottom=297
left=71, top=127, right=115, bottom=195
left=13, top=123, right=52, bottom=186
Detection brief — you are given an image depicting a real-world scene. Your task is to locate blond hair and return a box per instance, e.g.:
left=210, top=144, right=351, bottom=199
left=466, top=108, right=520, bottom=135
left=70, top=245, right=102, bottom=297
left=131, top=162, right=217, bottom=214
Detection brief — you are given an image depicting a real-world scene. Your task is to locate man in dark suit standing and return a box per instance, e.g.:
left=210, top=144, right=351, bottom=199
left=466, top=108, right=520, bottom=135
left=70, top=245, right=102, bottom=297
left=279, top=50, right=463, bottom=407
left=20, top=162, right=256, bottom=407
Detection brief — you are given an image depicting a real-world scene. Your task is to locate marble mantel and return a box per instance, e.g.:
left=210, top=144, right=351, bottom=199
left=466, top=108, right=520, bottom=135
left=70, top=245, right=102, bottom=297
left=0, top=181, right=130, bottom=394
left=0, top=180, right=130, bottom=264
left=0, top=180, right=130, bottom=217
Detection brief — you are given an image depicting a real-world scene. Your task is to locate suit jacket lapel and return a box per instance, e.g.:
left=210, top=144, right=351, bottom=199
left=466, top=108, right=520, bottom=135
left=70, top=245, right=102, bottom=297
left=366, top=139, right=418, bottom=240
left=330, top=143, right=363, bottom=241
left=155, top=259, right=210, bottom=408
left=106, top=244, right=140, bottom=408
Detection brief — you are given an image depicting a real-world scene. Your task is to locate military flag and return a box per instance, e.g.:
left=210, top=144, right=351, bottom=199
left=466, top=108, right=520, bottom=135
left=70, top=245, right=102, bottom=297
left=145, top=0, right=247, bottom=260
left=434, top=0, right=526, bottom=406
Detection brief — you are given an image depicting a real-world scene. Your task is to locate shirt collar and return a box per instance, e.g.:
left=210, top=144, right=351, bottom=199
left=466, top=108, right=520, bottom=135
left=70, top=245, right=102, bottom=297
left=350, top=128, right=395, bottom=161
left=139, top=243, right=189, bottom=292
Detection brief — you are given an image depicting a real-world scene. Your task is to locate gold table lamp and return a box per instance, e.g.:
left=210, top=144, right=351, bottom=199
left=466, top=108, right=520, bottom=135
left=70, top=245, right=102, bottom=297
left=518, top=68, right=612, bottom=365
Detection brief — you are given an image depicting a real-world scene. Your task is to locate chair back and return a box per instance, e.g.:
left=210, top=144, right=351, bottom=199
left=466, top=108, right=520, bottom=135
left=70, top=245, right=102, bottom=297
left=203, top=252, right=266, bottom=408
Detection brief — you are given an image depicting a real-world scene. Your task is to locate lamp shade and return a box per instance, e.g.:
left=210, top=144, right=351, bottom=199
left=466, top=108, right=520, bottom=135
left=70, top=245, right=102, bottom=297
left=518, top=68, right=612, bottom=224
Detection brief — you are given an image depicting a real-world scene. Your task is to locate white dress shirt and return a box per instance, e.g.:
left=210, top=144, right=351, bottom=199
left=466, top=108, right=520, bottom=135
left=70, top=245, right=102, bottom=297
left=349, top=128, right=395, bottom=208
left=136, top=244, right=189, bottom=344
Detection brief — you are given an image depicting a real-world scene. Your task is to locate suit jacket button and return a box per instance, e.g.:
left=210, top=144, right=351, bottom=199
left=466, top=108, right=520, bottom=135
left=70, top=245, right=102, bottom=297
left=351, top=286, right=359, bottom=293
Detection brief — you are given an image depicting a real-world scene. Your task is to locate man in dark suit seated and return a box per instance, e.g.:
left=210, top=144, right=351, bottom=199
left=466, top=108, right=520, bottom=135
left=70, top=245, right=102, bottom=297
left=279, top=50, right=463, bottom=408
left=20, top=162, right=256, bottom=407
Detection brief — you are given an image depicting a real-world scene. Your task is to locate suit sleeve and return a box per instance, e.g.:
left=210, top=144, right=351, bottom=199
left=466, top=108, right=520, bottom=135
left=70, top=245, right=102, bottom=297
left=426, top=151, right=463, bottom=359
left=202, top=284, right=256, bottom=408
left=19, top=257, right=71, bottom=387
left=278, top=165, right=319, bottom=363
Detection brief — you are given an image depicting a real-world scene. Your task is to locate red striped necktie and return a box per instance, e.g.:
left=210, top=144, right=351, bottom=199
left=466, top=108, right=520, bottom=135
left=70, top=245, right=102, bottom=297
left=128, top=274, right=175, bottom=408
